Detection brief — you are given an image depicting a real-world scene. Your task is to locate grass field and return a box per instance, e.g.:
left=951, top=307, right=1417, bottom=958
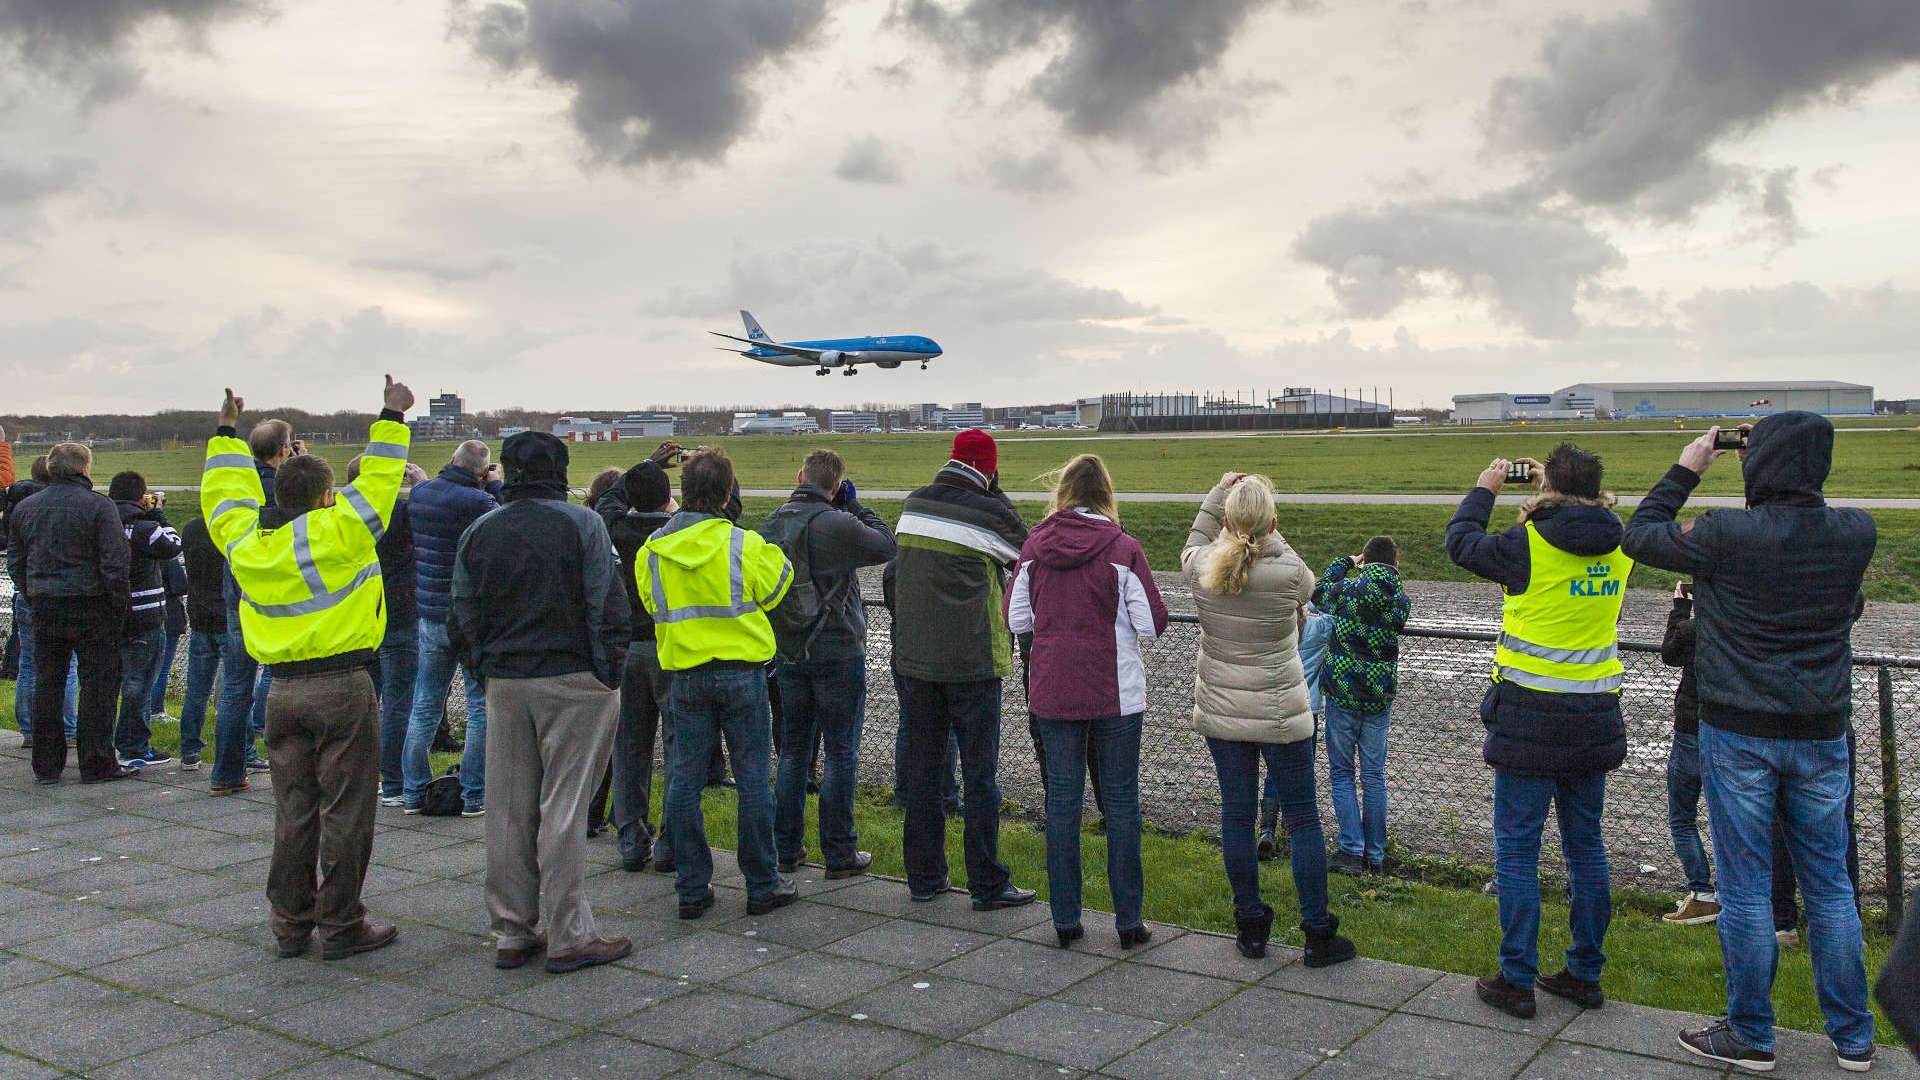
left=0, top=693, right=1902, bottom=1047
left=84, top=423, right=1920, bottom=497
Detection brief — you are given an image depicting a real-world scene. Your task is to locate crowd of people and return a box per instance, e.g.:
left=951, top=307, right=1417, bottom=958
left=1, top=394, right=1916, bottom=1070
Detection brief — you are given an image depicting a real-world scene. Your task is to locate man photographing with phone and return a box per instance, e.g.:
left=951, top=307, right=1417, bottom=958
left=1622, top=415, right=1877, bottom=1072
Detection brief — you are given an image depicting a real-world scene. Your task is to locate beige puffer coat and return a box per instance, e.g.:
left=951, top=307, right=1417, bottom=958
left=1180, top=482, right=1316, bottom=745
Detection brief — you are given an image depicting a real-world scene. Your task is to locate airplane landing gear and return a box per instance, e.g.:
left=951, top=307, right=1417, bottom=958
left=842, top=367, right=858, bottom=376
left=815, top=367, right=829, bottom=376
left=920, top=362, right=928, bottom=370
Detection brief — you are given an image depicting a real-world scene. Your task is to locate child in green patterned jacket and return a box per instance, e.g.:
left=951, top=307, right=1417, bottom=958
left=1314, top=537, right=1411, bottom=874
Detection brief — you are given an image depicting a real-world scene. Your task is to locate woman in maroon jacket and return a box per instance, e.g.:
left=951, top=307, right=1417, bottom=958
left=1007, top=455, right=1169, bottom=949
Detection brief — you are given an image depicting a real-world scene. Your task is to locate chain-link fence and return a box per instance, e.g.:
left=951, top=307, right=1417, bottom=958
left=3, top=567, right=1913, bottom=913
left=851, top=602, right=1918, bottom=915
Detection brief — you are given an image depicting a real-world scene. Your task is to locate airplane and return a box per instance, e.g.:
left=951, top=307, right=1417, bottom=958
left=710, top=310, right=942, bottom=376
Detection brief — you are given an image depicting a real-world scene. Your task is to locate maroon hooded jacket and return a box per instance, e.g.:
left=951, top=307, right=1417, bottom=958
left=1007, top=509, right=1170, bottom=720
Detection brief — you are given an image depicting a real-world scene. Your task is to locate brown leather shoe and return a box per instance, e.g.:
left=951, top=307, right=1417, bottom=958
left=321, top=922, right=398, bottom=960
left=210, top=780, right=251, bottom=796
left=277, top=933, right=312, bottom=959
left=545, top=936, right=632, bottom=974
left=495, top=935, right=548, bottom=970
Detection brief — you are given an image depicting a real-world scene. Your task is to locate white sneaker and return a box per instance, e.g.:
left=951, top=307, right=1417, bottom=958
left=150, top=711, right=179, bottom=724
left=379, top=794, right=406, bottom=808
left=1776, top=929, right=1800, bottom=947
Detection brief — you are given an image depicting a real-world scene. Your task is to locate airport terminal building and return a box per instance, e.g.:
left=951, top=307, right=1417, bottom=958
left=1451, top=380, right=1874, bottom=422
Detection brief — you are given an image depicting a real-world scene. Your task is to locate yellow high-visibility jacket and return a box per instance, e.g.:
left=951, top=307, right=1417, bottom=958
left=201, top=420, right=409, bottom=666
left=638, top=515, right=792, bottom=672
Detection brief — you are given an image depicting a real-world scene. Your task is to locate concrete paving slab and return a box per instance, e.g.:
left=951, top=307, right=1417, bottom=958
left=1104, top=1026, right=1324, bottom=1080
left=352, top=1003, right=575, bottom=1079
left=838, top=975, right=1035, bottom=1040
left=605, top=989, right=810, bottom=1058
left=962, top=999, right=1167, bottom=1070
left=929, top=936, right=1114, bottom=995
left=723, top=1014, right=937, bottom=1080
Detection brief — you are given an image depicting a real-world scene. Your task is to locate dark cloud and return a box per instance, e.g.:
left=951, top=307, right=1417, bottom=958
left=452, top=0, right=830, bottom=167
left=0, top=0, right=269, bottom=105
left=1292, top=192, right=1623, bottom=338
left=352, top=254, right=515, bottom=285
left=895, top=0, right=1280, bottom=158
left=833, top=137, right=905, bottom=185
left=1485, top=0, right=1920, bottom=222
left=983, top=149, right=1072, bottom=196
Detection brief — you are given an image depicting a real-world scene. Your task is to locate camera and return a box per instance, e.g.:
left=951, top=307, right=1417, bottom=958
left=1712, top=428, right=1748, bottom=452
left=1505, top=461, right=1534, bottom=484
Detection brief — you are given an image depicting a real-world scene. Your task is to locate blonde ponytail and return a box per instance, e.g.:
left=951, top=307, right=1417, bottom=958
left=1200, top=475, right=1276, bottom=596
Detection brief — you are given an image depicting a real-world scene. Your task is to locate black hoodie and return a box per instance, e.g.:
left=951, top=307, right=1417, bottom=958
left=1447, top=489, right=1631, bottom=776
left=595, top=483, right=674, bottom=643
left=1622, top=411, right=1876, bottom=740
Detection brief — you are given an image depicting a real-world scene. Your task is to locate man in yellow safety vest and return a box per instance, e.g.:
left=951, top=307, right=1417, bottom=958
left=1445, top=443, right=1630, bottom=1022
left=201, top=377, right=414, bottom=962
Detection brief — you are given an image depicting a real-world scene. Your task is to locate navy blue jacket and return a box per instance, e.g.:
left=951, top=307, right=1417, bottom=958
left=409, top=464, right=502, bottom=624
left=1622, top=411, right=1874, bottom=741
left=1446, top=488, right=1629, bottom=777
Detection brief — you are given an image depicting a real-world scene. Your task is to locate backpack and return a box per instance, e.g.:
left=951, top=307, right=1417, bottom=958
left=757, top=501, right=851, bottom=662
left=417, top=764, right=463, bottom=816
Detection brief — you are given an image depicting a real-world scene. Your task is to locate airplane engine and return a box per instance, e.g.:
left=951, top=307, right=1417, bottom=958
left=817, top=350, right=843, bottom=367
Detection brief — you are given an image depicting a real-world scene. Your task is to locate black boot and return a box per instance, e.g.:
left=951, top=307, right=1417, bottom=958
left=1302, top=915, right=1356, bottom=969
left=1235, top=903, right=1274, bottom=959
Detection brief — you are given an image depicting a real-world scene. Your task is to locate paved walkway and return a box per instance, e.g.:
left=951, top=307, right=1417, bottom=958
left=0, top=744, right=1907, bottom=1079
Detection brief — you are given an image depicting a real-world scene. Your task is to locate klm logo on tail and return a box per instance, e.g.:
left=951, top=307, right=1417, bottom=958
left=740, top=310, right=770, bottom=342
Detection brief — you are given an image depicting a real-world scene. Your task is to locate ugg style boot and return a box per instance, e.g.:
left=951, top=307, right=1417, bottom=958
left=1302, top=915, right=1357, bottom=968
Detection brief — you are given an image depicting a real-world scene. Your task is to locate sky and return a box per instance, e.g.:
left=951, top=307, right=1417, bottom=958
left=2, top=0, right=1918, bottom=415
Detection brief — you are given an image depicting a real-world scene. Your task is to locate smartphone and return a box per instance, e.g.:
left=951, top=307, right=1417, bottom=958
left=1505, top=461, right=1533, bottom=484
left=1678, top=582, right=1693, bottom=599
left=1712, top=428, right=1748, bottom=451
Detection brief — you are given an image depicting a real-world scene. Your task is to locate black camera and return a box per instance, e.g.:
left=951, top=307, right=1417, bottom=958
left=1712, top=428, right=1749, bottom=452
left=1505, top=461, right=1534, bottom=484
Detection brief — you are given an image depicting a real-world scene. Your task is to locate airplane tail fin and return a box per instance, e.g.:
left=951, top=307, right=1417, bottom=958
left=740, top=309, right=770, bottom=342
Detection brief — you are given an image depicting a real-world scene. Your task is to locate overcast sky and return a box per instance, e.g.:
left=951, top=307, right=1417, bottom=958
left=3, top=0, right=1918, bottom=414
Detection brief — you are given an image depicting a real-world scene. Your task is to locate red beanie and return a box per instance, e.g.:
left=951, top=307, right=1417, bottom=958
left=951, top=428, right=997, bottom=477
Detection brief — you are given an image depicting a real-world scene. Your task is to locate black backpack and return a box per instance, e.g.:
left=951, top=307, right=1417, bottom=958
left=417, top=764, right=463, bottom=816
left=757, top=502, right=852, bottom=662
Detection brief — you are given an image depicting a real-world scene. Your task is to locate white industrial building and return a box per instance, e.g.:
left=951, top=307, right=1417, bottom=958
left=1451, top=381, right=1875, bottom=422
left=829, top=411, right=880, bottom=433
left=733, top=412, right=821, bottom=435
left=551, top=414, right=677, bottom=441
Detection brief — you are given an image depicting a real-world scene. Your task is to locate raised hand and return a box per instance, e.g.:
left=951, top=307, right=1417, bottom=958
left=221, top=388, right=244, bottom=428
left=1678, top=428, right=1722, bottom=477
left=1478, top=458, right=1510, bottom=494
left=383, top=374, right=415, bottom=414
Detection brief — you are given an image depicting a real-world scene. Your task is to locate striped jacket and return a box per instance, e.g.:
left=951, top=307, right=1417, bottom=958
left=886, top=461, right=1030, bottom=683
left=114, top=500, right=183, bottom=635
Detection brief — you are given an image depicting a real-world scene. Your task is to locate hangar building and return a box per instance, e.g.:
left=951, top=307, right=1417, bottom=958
left=1451, top=381, right=1874, bottom=422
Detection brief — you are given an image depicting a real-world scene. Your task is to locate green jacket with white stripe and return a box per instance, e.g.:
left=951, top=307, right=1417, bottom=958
left=885, top=461, right=1031, bottom=684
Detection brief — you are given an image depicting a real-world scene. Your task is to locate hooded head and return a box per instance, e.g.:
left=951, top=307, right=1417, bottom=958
left=622, top=460, right=671, bottom=512
left=500, top=431, right=570, bottom=501
left=951, top=428, right=997, bottom=477
left=1742, top=410, right=1832, bottom=508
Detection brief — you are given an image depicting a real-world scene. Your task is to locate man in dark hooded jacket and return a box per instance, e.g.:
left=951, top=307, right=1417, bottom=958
left=1446, top=443, right=1628, bottom=1021
left=1622, top=413, right=1877, bottom=1073
left=449, top=432, right=632, bottom=974
left=107, top=472, right=182, bottom=768
left=596, top=455, right=679, bottom=872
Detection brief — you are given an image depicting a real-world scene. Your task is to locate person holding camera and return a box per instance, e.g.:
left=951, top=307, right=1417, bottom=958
left=760, top=449, right=896, bottom=881
left=1622, top=415, right=1877, bottom=1073
left=1445, top=444, right=1629, bottom=1021
left=107, top=472, right=182, bottom=768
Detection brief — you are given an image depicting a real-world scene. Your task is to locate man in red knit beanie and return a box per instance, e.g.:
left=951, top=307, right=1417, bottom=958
left=950, top=429, right=997, bottom=480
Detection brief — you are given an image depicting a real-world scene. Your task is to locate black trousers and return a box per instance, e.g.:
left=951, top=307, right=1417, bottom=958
left=29, top=595, right=123, bottom=781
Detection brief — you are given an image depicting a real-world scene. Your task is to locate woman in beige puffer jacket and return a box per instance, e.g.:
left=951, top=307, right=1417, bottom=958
left=1183, top=473, right=1354, bottom=967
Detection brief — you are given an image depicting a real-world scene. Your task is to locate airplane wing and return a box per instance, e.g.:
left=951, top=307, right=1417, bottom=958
left=708, top=331, right=832, bottom=360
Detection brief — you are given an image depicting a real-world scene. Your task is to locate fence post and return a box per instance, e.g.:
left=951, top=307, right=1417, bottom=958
left=1882, top=665, right=1905, bottom=925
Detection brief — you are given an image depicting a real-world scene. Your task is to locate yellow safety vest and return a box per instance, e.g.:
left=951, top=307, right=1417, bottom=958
left=638, top=516, right=793, bottom=672
left=1493, top=522, right=1632, bottom=694
left=201, top=421, right=410, bottom=666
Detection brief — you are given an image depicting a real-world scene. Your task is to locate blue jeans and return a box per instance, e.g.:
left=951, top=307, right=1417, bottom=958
left=1493, top=770, right=1611, bottom=990
left=1699, top=723, right=1873, bottom=1054
left=667, top=666, right=776, bottom=903
left=12, top=596, right=78, bottom=740
left=145, top=632, right=181, bottom=717
left=211, top=606, right=265, bottom=786
left=402, top=620, right=487, bottom=812
left=178, top=630, right=223, bottom=760
left=114, top=628, right=165, bottom=757
left=774, top=658, right=866, bottom=868
left=373, top=618, right=419, bottom=798
left=1210, top=735, right=1331, bottom=926
left=1666, top=732, right=1714, bottom=893
left=1324, top=701, right=1390, bottom=863
left=896, top=674, right=1011, bottom=902
left=1037, top=713, right=1143, bottom=932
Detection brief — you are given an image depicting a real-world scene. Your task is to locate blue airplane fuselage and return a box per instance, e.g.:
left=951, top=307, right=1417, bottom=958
left=746, top=334, right=943, bottom=367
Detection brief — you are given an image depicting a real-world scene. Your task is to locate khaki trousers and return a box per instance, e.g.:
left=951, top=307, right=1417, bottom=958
left=485, top=672, right=619, bottom=954
left=264, top=667, right=379, bottom=946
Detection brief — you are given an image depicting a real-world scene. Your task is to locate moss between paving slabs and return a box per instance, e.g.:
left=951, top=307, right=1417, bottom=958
left=6, top=692, right=1900, bottom=1049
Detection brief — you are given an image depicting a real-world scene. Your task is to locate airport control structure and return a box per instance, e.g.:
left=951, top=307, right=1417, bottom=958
left=1450, top=381, right=1875, bottom=423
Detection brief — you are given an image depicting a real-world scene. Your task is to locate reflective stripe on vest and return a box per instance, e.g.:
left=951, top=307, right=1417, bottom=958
left=649, top=530, right=757, bottom=624
left=1493, top=521, right=1632, bottom=695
